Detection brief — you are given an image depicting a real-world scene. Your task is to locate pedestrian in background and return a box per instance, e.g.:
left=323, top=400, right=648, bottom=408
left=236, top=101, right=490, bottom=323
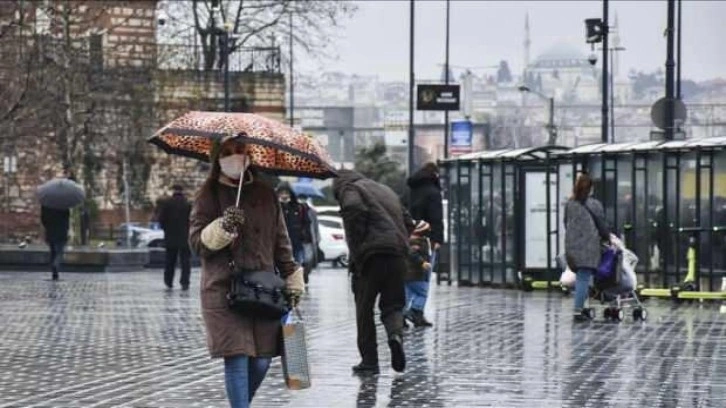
left=406, top=162, right=443, bottom=326
left=41, top=205, right=69, bottom=281
left=333, top=169, right=413, bottom=375
left=157, top=184, right=192, bottom=290
left=564, top=171, right=609, bottom=322
left=404, top=220, right=433, bottom=328
left=188, top=136, right=304, bottom=408
left=277, top=183, right=311, bottom=266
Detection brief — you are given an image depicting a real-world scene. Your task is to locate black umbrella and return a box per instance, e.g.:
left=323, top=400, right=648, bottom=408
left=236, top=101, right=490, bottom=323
left=37, top=178, right=85, bottom=209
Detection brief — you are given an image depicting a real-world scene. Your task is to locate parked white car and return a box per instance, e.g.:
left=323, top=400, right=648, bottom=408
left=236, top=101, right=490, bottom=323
left=135, top=229, right=165, bottom=248
left=317, top=215, right=349, bottom=267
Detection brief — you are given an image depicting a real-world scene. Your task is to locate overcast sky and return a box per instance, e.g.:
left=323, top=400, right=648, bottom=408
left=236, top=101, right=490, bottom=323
left=296, top=0, right=726, bottom=82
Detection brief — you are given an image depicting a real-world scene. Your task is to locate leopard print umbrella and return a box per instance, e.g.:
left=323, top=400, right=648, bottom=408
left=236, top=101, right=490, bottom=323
left=148, top=111, right=337, bottom=179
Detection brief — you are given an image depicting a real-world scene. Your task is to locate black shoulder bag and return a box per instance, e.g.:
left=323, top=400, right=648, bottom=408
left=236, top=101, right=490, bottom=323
left=214, top=183, right=289, bottom=319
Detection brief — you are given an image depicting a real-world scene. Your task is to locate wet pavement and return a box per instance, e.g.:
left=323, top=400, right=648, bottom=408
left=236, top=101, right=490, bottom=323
left=0, top=267, right=725, bottom=407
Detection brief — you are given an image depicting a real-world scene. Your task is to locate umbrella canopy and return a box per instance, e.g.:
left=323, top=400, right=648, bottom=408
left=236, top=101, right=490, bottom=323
left=291, top=181, right=324, bottom=198
left=37, top=178, right=85, bottom=209
left=148, top=111, right=336, bottom=179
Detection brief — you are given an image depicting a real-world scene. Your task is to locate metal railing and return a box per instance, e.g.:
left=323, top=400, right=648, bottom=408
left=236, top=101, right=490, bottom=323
left=156, top=43, right=281, bottom=74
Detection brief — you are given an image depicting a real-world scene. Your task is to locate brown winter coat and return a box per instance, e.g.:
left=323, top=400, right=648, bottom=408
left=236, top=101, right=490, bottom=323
left=189, top=175, right=297, bottom=358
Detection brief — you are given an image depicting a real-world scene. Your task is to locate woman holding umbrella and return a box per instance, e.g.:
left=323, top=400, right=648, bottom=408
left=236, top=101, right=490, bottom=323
left=188, top=136, right=304, bottom=406
left=151, top=111, right=336, bottom=406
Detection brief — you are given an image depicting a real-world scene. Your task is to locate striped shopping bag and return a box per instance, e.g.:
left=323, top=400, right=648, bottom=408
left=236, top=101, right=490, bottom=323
left=281, top=308, right=311, bottom=390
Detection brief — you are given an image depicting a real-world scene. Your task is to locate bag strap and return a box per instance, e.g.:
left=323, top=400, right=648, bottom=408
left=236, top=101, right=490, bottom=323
left=579, top=200, right=609, bottom=240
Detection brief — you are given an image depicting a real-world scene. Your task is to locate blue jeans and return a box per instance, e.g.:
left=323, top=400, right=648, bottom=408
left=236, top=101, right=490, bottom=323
left=294, top=247, right=305, bottom=264
left=224, top=355, right=271, bottom=408
left=574, top=268, right=594, bottom=311
left=405, top=277, right=429, bottom=312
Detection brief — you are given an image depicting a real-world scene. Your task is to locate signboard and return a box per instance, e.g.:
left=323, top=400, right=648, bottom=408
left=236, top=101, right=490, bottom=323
left=416, top=84, right=460, bottom=111
left=524, top=172, right=557, bottom=269
left=450, top=120, right=473, bottom=155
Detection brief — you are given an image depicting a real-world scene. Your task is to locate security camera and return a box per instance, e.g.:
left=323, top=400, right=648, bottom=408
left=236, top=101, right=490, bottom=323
left=588, top=53, right=597, bottom=66
left=157, top=11, right=168, bottom=26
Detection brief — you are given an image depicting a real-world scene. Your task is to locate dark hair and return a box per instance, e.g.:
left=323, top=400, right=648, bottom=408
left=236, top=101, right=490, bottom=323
left=571, top=172, right=593, bottom=201
left=421, top=162, right=439, bottom=173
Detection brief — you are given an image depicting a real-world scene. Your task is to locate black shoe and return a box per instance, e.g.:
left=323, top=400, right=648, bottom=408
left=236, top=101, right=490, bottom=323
left=51, top=269, right=59, bottom=281
left=412, top=310, right=433, bottom=327
left=181, top=285, right=189, bottom=291
left=352, top=362, right=380, bottom=375
left=388, top=334, right=406, bottom=373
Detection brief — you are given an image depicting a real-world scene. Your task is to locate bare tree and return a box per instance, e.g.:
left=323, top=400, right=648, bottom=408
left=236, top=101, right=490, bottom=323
left=159, top=0, right=357, bottom=70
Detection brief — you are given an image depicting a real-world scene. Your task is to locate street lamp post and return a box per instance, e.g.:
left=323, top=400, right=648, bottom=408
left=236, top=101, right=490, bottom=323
left=609, top=46, right=626, bottom=143
left=518, top=85, right=557, bottom=145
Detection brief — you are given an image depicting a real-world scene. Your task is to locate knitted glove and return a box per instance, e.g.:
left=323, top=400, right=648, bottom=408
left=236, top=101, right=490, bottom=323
left=284, top=266, right=305, bottom=307
left=221, top=206, right=245, bottom=235
left=200, top=218, right=237, bottom=251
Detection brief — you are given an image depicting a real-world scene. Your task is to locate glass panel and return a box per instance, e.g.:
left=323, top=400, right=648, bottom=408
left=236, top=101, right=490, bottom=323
left=503, top=166, right=516, bottom=284
left=478, top=165, right=494, bottom=283
left=615, top=156, right=633, bottom=236
left=713, top=152, right=726, bottom=282
left=632, top=166, right=651, bottom=281
left=557, top=162, right=575, bottom=258
left=448, top=164, right=459, bottom=280
left=468, top=163, right=480, bottom=285
left=647, top=154, right=665, bottom=286
left=665, top=157, right=682, bottom=284
left=492, top=164, right=504, bottom=284
left=457, top=164, right=472, bottom=283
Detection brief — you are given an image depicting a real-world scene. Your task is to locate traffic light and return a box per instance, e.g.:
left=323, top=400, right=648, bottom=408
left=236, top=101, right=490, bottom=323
left=585, top=18, right=605, bottom=44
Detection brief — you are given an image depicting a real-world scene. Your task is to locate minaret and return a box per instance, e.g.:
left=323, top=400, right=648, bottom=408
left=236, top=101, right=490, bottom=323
left=523, top=12, right=531, bottom=77
left=612, top=11, right=621, bottom=77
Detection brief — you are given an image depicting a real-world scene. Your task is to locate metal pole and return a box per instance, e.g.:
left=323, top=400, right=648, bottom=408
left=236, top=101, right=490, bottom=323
left=443, top=0, right=450, bottom=159
left=122, top=158, right=132, bottom=247
left=610, top=48, right=615, bottom=143
left=601, top=0, right=609, bottom=144
left=289, top=10, right=294, bottom=126
left=223, top=30, right=230, bottom=112
left=408, top=0, right=415, bottom=176
left=676, top=0, right=682, bottom=99
left=665, top=0, right=676, bottom=140
left=548, top=97, right=555, bottom=145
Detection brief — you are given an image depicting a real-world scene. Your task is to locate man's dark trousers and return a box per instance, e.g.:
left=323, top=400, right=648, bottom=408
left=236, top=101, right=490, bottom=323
left=352, top=254, right=406, bottom=365
left=164, top=246, right=191, bottom=289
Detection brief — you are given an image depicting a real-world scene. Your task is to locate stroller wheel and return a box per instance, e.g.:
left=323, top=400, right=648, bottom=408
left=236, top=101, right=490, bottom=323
left=584, top=308, right=596, bottom=320
left=603, top=307, right=612, bottom=320
left=633, top=307, right=648, bottom=321
left=615, top=308, right=625, bottom=322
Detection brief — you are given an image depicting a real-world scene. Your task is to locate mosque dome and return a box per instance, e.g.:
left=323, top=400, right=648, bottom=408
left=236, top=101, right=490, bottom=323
left=531, top=42, right=590, bottom=69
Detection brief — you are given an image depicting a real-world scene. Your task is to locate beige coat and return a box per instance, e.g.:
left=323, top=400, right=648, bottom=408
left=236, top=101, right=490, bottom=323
left=189, top=175, right=297, bottom=358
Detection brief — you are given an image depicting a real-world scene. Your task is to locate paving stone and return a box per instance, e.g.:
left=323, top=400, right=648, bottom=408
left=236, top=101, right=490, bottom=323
left=0, top=268, right=725, bottom=407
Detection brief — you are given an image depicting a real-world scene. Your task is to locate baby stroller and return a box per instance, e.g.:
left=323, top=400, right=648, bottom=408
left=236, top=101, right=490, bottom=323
left=593, top=236, right=647, bottom=322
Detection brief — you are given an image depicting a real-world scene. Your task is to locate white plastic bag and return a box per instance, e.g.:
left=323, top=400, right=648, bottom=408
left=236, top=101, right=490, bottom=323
left=610, top=234, right=639, bottom=289
left=560, top=267, right=576, bottom=287
left=620, top=248, right=638, bottom=289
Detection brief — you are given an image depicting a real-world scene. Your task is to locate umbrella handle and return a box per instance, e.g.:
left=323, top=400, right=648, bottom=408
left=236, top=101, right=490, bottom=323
left=235, top=170, right=244, bottom=207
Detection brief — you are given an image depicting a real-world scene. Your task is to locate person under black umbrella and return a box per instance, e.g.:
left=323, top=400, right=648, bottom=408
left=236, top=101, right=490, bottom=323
left=37, top=170, right=83, bottom=281
left=41, top=205, right=69, bottom=281
left=156, top=184, right=193, bottom=290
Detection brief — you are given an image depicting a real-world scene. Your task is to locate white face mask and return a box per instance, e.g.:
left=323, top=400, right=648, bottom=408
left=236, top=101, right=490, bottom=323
left=219, top=154, right=249, bottom=179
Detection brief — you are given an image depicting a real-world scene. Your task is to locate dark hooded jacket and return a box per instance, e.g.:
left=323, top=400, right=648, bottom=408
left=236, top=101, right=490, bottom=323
left=407, top=167, right=444, bottom=244
left=333, top=170, right=413, bottom=273
left=277, top=183, right=311, bottom=253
